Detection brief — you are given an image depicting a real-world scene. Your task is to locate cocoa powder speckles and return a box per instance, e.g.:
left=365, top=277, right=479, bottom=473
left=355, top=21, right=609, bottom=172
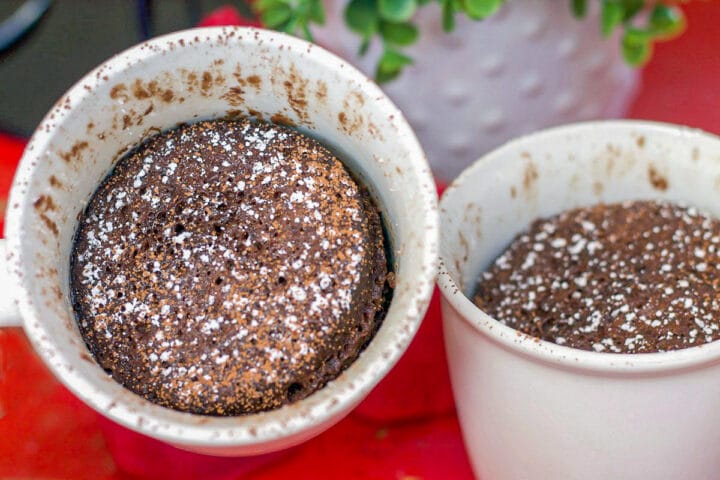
left=474, top=200, right=720, bottom=353
left=648, top=166, right=669, bottom=191
left=110, top=84, right=129, bottom=102
left=71, top=119, right=390, bottom=415
left=60, top=141, right=89, bottom=164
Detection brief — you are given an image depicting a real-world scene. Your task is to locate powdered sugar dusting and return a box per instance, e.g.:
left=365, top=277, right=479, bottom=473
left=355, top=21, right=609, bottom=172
left=71, top=119, right=388, bottom=415
left=474, top=200, right=720, bottom=353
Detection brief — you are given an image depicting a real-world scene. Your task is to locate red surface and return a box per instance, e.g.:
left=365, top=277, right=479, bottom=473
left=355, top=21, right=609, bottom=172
left=627, top=2, right=720, bottom=134
left=1, top=2, right=720, bottom=478
left=197, top=5, right=261, bottom=29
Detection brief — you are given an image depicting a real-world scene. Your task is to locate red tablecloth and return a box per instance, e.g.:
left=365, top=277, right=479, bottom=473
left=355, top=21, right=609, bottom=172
left=1, top=3, right=719, bottom=478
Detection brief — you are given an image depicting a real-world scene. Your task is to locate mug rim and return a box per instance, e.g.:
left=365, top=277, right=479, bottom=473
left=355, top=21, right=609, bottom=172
left=6, top=26, right=439, bottom=449
left=438, top=119, right=720, bottom=375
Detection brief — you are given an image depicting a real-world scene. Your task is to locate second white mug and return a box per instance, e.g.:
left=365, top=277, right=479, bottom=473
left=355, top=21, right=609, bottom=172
left=439, top=120, right=720, bottom=479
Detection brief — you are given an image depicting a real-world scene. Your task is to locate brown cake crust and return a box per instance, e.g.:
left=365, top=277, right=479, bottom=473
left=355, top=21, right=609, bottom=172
left=71, top=119, right=389, bottom=415
left=474, top=200, right=720, bottom=353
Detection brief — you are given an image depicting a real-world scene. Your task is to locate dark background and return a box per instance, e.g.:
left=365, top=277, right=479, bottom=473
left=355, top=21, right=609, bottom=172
left=0, top=1, right=253, bottom=136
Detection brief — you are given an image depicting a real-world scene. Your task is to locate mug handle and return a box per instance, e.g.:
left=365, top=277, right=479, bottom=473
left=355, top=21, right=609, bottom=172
left=0, top=239, right=22, bottom=327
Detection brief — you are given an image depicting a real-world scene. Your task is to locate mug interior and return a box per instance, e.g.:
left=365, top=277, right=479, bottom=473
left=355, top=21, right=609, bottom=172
left=439, top=120, right=720, bottom=372
left=6, top=27, right=437, bottom=452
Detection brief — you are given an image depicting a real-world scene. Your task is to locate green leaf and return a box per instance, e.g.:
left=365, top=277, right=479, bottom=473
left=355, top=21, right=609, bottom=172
left=622, top=28, right=652, bottom=66
left=648, top=5, right=685, bottom=38
left=600, top=0, right=623, bottom=37
left=308, top=0, right=326, bottom=24
left=255, top=0, right=286, bottom=11
left=462, top=0, right=502, bottom=20
left=571, top=0, right=587, bottom=18
left=376, top=49, right=413, bottom=83
left=619, top=0, right=644, bottom=21
left=376, top=67, right=401, bottom=83
left=261, top=4, right=292, bottom=28
left=345, top=0, right=379, bottom=36
left=380, top=21, right=419, bottom=46
left=441, top=0, right=455, bottom=32
left=376, top=68, right=399, bottom=84
left=379, top=49, right=413, bottom=69
left=623, top=27, right=652, bottom=45
left=282, top=15, right=299, bottom=34
left=378, top=0, right=418, bottom=22
left=358, top=36, right=371, bottom=56
left=301, top=21, right=314, bottom=41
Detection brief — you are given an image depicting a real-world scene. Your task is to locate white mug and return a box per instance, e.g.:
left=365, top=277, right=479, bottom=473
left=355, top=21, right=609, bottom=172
left=0, top=27, right=438, bottom=456
left=439, top=121, right=720, bottom=479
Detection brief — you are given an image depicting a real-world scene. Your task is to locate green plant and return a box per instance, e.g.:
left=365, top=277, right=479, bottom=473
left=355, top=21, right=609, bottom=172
left=254, top=0, right=686, bottom=83
left=578, top=0, right=685, bottom=66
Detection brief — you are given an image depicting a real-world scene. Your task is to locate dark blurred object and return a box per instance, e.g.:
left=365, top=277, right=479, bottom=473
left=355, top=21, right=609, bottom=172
left=0, top=0, right=237, bottom=137
left=0, top=0, right=52, bottom=52
left=136, top=0, right=153, bottom=39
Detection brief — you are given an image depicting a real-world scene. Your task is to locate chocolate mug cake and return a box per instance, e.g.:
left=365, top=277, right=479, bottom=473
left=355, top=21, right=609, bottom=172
left=474, top=200, right=720, bottom=353
left=71, top=119, right=392, bottom=415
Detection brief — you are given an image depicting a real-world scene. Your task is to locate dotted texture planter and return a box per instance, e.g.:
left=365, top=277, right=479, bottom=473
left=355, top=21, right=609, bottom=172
left=315, top=0, right=640, bottom=181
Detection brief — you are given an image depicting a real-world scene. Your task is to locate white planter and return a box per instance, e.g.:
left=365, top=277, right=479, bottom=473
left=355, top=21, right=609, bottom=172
left=315, top=0, right=640, bottom=182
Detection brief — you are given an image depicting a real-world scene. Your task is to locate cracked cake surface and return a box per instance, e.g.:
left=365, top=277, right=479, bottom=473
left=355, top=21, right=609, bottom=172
left=71, top=119, right=390, bottom=415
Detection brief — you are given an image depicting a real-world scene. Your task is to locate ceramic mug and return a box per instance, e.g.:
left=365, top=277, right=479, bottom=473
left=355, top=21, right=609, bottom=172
left=0, top=27, right=438, bottom=456
left=438, top=121, right=720, bottom=479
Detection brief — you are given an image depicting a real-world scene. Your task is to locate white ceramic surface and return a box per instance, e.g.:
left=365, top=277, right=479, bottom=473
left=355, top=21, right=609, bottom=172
left=438, top=121, right=720, bottom=479
left=1, top=27, right=438, bottom=456
left=314, top=0, right=640, bottom=182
